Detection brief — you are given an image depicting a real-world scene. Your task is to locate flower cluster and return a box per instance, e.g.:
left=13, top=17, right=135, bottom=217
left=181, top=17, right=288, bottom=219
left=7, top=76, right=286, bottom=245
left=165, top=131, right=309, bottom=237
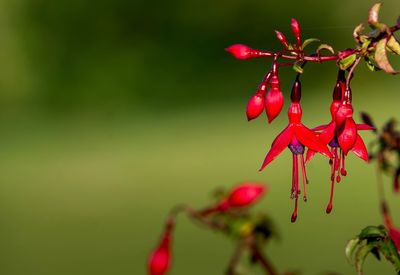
left=226, top=18, right=375, bottom=222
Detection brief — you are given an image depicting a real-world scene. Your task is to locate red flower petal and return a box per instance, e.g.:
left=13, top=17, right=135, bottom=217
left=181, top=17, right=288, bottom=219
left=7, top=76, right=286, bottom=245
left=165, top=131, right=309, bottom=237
left=317, top=122, right=336, bottom=144
left=356, top=123, right=376, bottom=131
left=305, top=149, right=316, bottom=162
left=259, top=125, right=294, bottom=171
left=295, top=125, right=333, bottom=158
left=312, top=124, right=329, bottom=131
left=337, top=118, right=357, bottom=155
left=351, top=134, right=369, bottom=162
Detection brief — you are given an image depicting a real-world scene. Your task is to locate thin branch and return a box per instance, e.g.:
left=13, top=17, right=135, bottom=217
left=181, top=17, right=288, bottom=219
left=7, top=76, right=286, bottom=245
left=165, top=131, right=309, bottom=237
left=250, top=244, right=278, bottom=275
left=226, top=241, right=245, bottom=275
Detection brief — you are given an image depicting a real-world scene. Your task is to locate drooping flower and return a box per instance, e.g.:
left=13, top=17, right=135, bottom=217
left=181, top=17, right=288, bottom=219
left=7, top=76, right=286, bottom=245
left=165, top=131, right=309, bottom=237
left=148, top=219, right=174, bottom=275
left=259, top=77, right=333, bottom=222
left=306, top=71, right=374, bottom=213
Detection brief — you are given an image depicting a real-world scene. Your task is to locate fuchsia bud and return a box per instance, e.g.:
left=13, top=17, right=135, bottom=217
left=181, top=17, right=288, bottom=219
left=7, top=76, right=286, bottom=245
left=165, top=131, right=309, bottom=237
left=275, top=31, right=290, bottom=48
left=226, top=183, right=266, bottom=208
left=291, top=18, right=301, bottom=46
left=265, top=65, right=284, bottom=123
left=246, top=94, right=264, bottom=121
left=225, top=44, right=254, bottom=60
left=148, top=220, right=174, bottom=275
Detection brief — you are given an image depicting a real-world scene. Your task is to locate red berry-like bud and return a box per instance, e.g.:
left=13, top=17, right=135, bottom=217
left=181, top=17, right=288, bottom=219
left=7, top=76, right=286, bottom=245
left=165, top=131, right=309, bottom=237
left=274, top=31, right=289, bottom=49
left=337, top=118, right=357, bottom=154
left=148, top=221, right=174, bottom=275
left=226, top=183, right=266, bottom=208
left=246, top=94, right=265, bottom=121
left=291, top=18, right=301, bottom=46
left=225, top=44, right=254, bottom=60
left=265, top=75, right=284, bottom=123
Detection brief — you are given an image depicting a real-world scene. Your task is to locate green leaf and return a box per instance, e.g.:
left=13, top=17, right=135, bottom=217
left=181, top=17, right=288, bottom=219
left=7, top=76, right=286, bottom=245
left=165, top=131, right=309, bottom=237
left=301, top=38, right=320, bottom=50
left=317, top=44, right=335, bottom=55
left=375, top=38, right=399, bottom=74
left=365, top=56, right=380, bottom=71
left=359, top=225, right=386, bottom=239
left=387, top=36, right=400, bottom=55
left=339, top=54, right=357, bottom=70
left=292, top=63, right=303, bottom=74
left=355, top=243, right=374, bottom=275
left=380, top=238, right=400, bottom=271
left=346, top=238, right=361, bottom=264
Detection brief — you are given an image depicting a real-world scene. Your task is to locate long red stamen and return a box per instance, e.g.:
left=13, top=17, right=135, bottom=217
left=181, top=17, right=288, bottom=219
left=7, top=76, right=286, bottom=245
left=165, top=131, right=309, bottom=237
left=291, top=154, right=296, bottom=199
left=335, top=148, right=341, bottom=183
left=341, top=151, right=347, bottom=176
left=291, top=197, right=298, bottom=223
left=326, top=174, right=335, bottom=214
left=330, top=148, right=335, bottom=181
left=300, top=154, right=308, bottom=202
left=291, top=154, right=299, bottom=223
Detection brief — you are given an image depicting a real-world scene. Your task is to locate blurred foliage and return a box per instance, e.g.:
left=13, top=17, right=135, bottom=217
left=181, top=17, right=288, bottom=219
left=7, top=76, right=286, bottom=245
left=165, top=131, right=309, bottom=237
left=346, top=225, right=400, bottom=275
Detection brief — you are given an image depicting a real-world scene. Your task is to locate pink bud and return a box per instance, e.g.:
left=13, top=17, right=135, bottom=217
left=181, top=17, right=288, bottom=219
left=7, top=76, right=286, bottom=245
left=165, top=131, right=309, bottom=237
left=337, top=118, right=357, bottom=154
left=265, top=75, right=284, bottom=123
left=226, top=183, right=266, bottom=208
left=246, top=94, right=265, bottom=121
left=274, top=31, right=289, bottom=48
left=225, top=44, right=254, bottom=60
left=148, top=222, right=173, bottom=275
left=291, top=19, right=301, bottom=46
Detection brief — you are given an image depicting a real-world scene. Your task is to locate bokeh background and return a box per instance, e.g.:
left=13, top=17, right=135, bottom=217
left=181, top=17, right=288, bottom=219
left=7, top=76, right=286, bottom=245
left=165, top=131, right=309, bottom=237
left=0, top=0, right=399, bottom=274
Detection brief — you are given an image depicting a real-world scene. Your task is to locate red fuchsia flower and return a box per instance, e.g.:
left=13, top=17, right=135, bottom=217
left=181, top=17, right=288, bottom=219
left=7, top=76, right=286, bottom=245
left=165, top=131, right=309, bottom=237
left=306, top=71, right=374, bottom=213
left=264, top=61, right=284, bottom=123
left=259, top=77, right=333, bottom=222
left=148, top=219, right=174, bottom=275
left=225, top=44, right=273, bottom=60
left=200, top=183, right=266, bottom=215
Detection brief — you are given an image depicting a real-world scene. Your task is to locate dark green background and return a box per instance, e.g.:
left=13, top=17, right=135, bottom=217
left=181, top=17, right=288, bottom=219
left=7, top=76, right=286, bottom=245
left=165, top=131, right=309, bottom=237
left=0, top=0, right=399, bottom=274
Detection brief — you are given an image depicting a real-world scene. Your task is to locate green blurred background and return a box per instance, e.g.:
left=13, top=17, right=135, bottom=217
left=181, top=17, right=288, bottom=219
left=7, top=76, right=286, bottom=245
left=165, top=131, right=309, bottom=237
left=0, top=0, right=399, bottom=274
